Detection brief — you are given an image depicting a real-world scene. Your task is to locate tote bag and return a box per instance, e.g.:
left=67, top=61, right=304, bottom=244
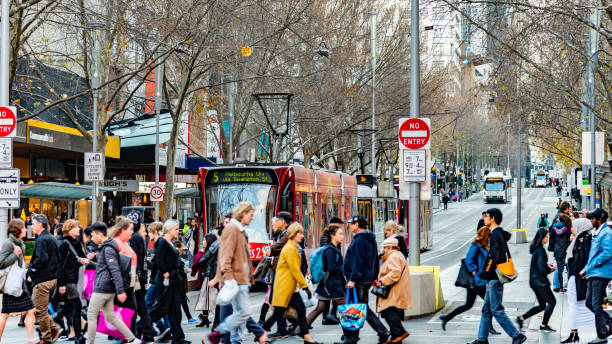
left=455, top=259, right=475, bottom=289
left=97, top=305, right=135, bottom=339
left=496, top=246, right=518, bottom=284
left=5, top=260, right=26, bottom=297
left=337, top=288, right=367, bottom=331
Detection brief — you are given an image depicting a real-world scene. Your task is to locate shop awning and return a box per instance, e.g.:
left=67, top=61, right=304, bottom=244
left=21, top=182, right=116, bottom=200
left=174, top=187, right=197, bottom=198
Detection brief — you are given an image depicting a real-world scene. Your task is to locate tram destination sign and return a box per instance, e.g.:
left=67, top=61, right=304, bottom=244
left=210, top=170, right=275, bottom=185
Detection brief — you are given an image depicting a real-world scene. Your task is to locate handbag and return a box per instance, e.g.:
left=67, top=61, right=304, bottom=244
left=298, top=288, right=314, bottom=308
left=337, top=288, right=367, bottom=331
left=496, top=246, right=518, bottom=284
left=217, top=279, right=239, bottom=305
left=455, top=259, right=475, bottom=289
left=97, top=305, right=135, bottom=339
left=371, top=260, right=407, bottom=299
left=5, top=259, right=26, bottom=297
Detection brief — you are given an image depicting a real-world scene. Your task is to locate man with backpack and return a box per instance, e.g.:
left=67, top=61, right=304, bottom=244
left=85, top=223, right=139, bottom=344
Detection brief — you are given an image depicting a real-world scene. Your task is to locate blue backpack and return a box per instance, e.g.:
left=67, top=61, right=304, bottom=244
left=309, top=246, right=328, bottom=283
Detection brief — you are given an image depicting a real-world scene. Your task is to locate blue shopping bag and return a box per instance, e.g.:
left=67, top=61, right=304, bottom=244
left=337, top=288, right=367, bottom=331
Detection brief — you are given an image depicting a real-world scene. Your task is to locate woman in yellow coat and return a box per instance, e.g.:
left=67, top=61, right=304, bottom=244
left=374, top=237, right=411, bottom=343
left=262, top=223, right=321, bottom=344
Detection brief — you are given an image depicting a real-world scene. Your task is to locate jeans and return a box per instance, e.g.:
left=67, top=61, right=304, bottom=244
left=342, top=283, right=389, bottom=344
left=145, top=283, right=170, bottom=331
left=218, top=285, right=251, bottom=343
left=520, top=286, right=556, bottom=325
left=553, top=258, right=566, bottom=290
left=445, top=285, right=486, bottom=321
left=86, top=293, right=136, bottom=344
left=380, top=307, right=406, bottom=340
left=585, top=277, right=612, bottom=339
left=32, top=279, right=59, bottom=344
left=478, top=280, right=520, bottom=340
left=219, top=304, right=265, bottom=344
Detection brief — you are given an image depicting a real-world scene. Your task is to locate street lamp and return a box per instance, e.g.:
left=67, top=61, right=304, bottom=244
left=349, top=128, right=377, bottom=174
left=253, top=93, right=293, bottom=163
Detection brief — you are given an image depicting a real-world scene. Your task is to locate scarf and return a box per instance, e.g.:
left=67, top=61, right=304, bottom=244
left=566, top=218, right=593, bottom=261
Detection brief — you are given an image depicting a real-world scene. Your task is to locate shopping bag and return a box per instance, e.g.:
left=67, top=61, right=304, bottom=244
left=5, top=260, right=26, bottom=297
left=216, top=279, right=238, bottom=306
left=337, top=288, right=367, bottom=331
left=97, top=305, right=135, bottom=340
left=81, top=270, right=95, bottom=300
left=298, top=289, right=314, bottom=308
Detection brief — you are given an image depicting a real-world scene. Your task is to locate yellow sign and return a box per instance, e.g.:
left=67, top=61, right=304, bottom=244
left=584, top=186, right=591, bottom=194
left=241, top=46, right=252, bottom=57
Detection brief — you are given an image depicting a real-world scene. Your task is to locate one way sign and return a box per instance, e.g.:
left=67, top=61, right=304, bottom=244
left=0, top=168, right=20, bottom=208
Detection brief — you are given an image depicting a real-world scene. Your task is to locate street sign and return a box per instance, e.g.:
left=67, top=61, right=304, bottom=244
left=0, top=137, right=12, bottom=168
left=150, top=185, right=164, bottom=202
left=0, top=168, right=19, bottom=208
left=399, top=118, right=430, bottom=150
left=0, top=106, right=16, bottom=138
left=84, top=152, right=104, bottom=181
left=402, top=149, right=426, bottom=182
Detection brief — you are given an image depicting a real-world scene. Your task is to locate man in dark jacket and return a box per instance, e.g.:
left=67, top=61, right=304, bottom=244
left=471, top=208, right=526, bottom=344
left=267, top=211, right=292, bottom=338
left=477, top=212, right=486, bottom=231
left=130, top=224, right=155, bottom=342
left=85, top=224, right=139, bottom=344
left=320, top=216, right=344, bottom=247
left=28, top=214, right=61, bottom=344
left=548, top=214, right=572, bottom=292
left=342, top=215, right=389, bottom=344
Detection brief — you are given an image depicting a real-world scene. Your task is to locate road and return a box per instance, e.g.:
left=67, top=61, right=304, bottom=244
left=1, top=187, right=607, bottom=343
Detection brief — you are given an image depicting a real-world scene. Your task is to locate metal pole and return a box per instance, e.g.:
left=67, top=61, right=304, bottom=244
left=408, top=0, right=420, bottom=266
left=517, top=117, right=522, bottom=229
left=370, top=10, right=377, bottom=177
left=91, top=28, right=100, bottom=224
left=154, top=51, right=165, bottom=221
left=588, top=8, right=600, bottom=209
left=226, top=76, right=235, bottom=164
left=0, top=0, right=9, bottom=243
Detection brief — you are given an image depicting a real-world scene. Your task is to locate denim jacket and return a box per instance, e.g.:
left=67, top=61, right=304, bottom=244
left=585, top=223, right=612, bottom=279
left=465, top=243, right=488, bottom=287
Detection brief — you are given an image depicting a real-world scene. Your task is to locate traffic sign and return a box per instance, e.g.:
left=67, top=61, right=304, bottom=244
left=0, top=137, right=12, bottom=168
left=84, top=152, right=104, bottom=181
left=0, top=168, right=20, bottom=208
left=398, top=118, right=430, bottom=150
left=402, top=149, right=426, bottom=182
left=0, top=106, right=16, bottom=138
left=150, top=185, right=164, bottom=202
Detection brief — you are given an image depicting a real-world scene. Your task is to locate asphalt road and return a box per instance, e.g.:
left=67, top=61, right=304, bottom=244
left=2, top=187, right=608, bottom=343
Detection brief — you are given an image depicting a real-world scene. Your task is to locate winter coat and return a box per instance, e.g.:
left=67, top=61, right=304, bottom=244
left=155, top=238, right=181, bottom=284
left=567, top=230, right=592, bottom=301
left=376, top=249, right=411, bottom=312
left=129, top=232, right=148, bottom=289
left=548, top=222, right=572, bottom=260
left=537, top=218, right=549, bottom=228
left=191, top=240, right=219, bottom=289
left=480, top=226, right=512, bottom=281
left=529, top=245, right=554, bottom=288
left=57, top=236, right=86, bottom=288
left=0, top=234, right=27, bottom=290
left=270, top=228, right=288, bottom=270
left=93, top=238, right=125, bottom=294
left=464, top=243, right=488, bottom=287
left=27, top=229, right=59, bottom=286
left=215, top=220, right=253, bottom=285
left=344, top=230, right=379, bottom=283
left=585, top=224, right=612, bottom=279
left=315, top=244, right=345, bottom=299
left=393, top=233, right=408, bottom=258
left=271, top=240, right=308, bottom=308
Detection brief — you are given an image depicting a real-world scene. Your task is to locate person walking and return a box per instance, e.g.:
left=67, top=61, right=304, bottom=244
left=144, top=222, right=171, bottom=341
left=382, top=221, right=408, bottom=258
left=516, top=227, right=557, bottom=332
left=440, top=226, right=500, bottom=335
left=341, top=215, right=390, bottom=344
left=129, top=219, right=156, bottom=343
left=207, top=202, right=264, bottom=344
left=537, top=213, right=549, bottom=228
left=375, top=237, right=411, bottom=343
left=28, top=214, right=62, bottom=344
left=192, top=233, right=218, bottom=328
left=583, top=208, right=612, bottom=344
left=307, top=224, right=345, bottom=326
left=262, top=223, right=320, bottom=344
left=85, top=222, right=140, bottom=344
left=549, top=214, right=572, bottom=292
left=561, top=218, right=595, bottom=343
left=0, top=219, right=37, bottom=344
left=469, top=208, right=526, bottom=344
left=442, top=192, right=449, bottom=210
left=266, top=211, right=292, bottom=339
left=57, top=219, right=90, bottom=344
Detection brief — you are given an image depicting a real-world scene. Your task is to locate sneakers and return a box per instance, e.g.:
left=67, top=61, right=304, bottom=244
left=587, top=338, right=608, bottom=344
left=539, top=325, right=556, bottom=333
left=512, top=334, right=527, bottom=344
left=516, top=316, right=524, bottom=331
left=466, top=340, right=489, bottom=344
left=155, top=328, right=172, bottom=343
left=187, top=318, right=198, bottom=324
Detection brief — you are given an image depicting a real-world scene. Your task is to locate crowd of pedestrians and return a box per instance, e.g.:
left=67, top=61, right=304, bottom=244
left=2, top=197, right=612, bottom=344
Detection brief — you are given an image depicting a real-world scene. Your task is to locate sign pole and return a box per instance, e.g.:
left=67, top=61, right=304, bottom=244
left=91, top=28, right=100, bottom=224
left=0, top=0, right=10, bottom=244
left=408, top=0, right=421, bottom=266
left=154, top=50, right=165, bottom=221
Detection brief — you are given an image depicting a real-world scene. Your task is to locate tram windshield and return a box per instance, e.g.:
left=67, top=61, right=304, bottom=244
left=485, top=181, right=505, bottom=191
left=536, top=174, right=546, bottom=181
left=206, top=183, right=277, bottom=241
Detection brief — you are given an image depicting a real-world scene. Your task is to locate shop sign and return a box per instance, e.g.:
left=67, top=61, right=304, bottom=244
left=103, top=179, right=138, bottom=192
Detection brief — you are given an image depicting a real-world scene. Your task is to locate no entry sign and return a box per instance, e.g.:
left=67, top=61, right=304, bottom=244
left=399, top=118, right=430, bottom=150
left=0, top=106, right=16, bottom=138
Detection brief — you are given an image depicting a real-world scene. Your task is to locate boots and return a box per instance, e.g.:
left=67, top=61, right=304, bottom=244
left=560, top=331, right=579, bottom=343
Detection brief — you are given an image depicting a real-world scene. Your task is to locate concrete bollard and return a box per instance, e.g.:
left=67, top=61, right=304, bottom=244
left=512, top=229, right=528, bottom=244
left=404, top=266, right=445, bottom=319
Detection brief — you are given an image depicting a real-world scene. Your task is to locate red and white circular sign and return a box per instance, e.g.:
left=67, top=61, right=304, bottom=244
left=399, top=118, right=430, bottom=150
left=0, top=106, right=16, bottom=138
left=150, top=185, right=164, bottom=202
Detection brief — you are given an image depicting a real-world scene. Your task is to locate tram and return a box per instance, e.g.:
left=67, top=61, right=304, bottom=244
left=356, top=175, right=397, bottom=243
left=196, top=164, right=357, bottom=264
left=535, top=171, right=548, bottom=187
left=483, top=172, right=512, bottom=203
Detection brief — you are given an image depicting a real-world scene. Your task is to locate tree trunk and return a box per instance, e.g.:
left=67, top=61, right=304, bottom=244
left=163, top=112, right=182, bottom=221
